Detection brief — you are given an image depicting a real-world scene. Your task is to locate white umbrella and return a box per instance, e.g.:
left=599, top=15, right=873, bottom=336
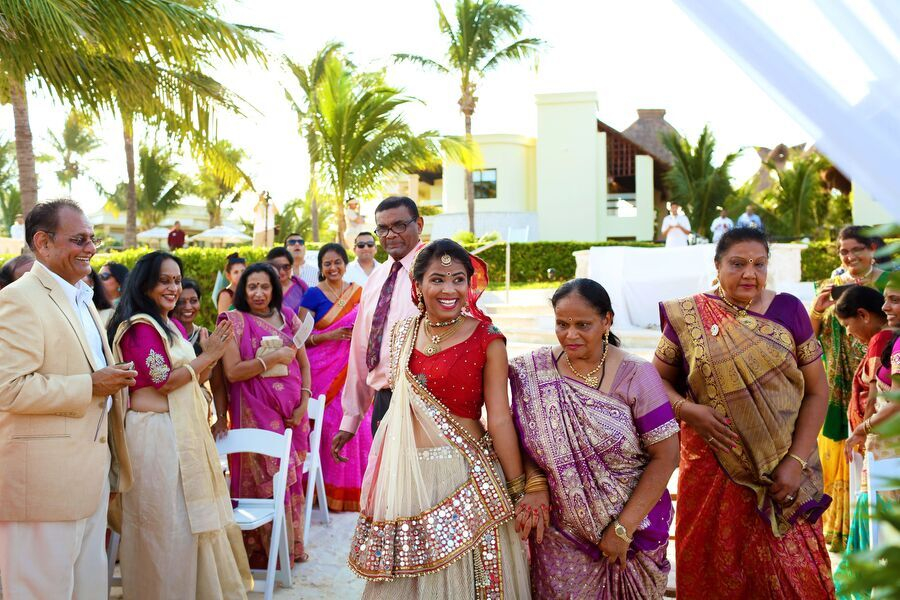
left=188, top=226, right=252, bottom=245
left=136, top=226, right=171, bottom=241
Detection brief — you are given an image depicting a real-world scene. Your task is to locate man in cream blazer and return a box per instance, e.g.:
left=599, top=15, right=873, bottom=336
left=0, top=200, right=137, bottom=598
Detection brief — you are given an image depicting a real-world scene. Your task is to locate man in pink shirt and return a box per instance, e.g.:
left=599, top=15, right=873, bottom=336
left=331, top=196, right=424, bottom=461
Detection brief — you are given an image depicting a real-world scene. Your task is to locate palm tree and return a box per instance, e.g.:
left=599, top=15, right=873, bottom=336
left=395, top=0, right=542, bottom=233
left=284, top=42, right=345, bottom=242
left=312, top=56, right=471, bottom=246
left=0, top=0, right=267, bottom=215
left=106, top=144, right=189, bottom=229
left=195, top=140, right=253, bottom=228
left=764, top=150, right=831, bottom=238
left=46, top=110, right=101, bottom=197
left=661, top=126, right=738, bottom=238
left=0, top=137, right=21, bottom=232
left=276, top=195, right=336, bottom=242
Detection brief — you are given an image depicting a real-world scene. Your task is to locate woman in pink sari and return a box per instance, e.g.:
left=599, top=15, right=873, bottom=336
left=299, top=243, right=372, bottom=511
left=219, top=262, right=312, bottom=566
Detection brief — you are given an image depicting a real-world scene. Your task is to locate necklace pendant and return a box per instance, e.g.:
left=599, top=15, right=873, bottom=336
left=584, top=375, right=599, bottom=388
left=424, top=344, right=438, bottom=356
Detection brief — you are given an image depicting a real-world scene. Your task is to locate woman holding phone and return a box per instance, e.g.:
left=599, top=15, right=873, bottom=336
left=809, top=225, right=890, bottom=552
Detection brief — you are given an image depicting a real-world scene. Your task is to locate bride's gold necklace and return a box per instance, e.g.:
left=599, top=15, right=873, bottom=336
left=423, top=315, right=463, bottom=356
left=565, top=340, right=608, bottom=388
left=717, top=285, right=757, bottom=329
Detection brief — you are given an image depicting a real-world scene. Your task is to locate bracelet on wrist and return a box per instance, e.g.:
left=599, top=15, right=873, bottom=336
left=787, top=452, right=809, bottom=471
left=506, top=474, right=526, bottom=503
left=256, top=356, right=268, bottom=372
left=672, top=398, right=686, bottom=420
left=301, top=387, right=312, bottom=396
left=863, top=418, right=873, bottom=434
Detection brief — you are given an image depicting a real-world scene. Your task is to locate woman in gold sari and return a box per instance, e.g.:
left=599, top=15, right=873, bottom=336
left=348, top=239, right=531, bottom=598
left=108, top=251, right=251, bottom=599
left=811, top=225, right=890, bottom=551
left=653, top=228, right=834, bottom=599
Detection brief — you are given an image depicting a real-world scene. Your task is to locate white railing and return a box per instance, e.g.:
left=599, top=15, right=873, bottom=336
left=607, top=193, right=638, bottom=217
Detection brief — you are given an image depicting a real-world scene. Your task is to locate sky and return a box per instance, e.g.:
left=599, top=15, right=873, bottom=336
left=9, top=0, right=879, bottom=219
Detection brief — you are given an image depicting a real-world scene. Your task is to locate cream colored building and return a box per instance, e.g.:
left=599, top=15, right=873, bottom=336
left=90, top=198, right=243, bottom=246
left=430, top=91, right=675, bottom=242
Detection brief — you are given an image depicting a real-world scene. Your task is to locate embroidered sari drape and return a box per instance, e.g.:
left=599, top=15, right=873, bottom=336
left=348, top=316, right=529, bottom=599
left=657, top=293, right=835, bottom=599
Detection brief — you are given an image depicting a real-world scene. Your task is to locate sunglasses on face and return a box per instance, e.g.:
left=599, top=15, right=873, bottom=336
left=272, top=263, right=292, bottom=272
left=286, top=239, right=305, bottom=246
left=99, top=272, right=113, bottom=281
left=355, top=242, right=376, bottom=248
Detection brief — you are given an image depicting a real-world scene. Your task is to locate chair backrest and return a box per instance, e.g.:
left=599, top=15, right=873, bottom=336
left=306, top=395, right=326, bottom=461
left=217, top=428, right=293, bottom=503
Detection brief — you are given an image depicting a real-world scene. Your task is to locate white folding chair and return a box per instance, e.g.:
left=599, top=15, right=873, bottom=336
left=867, top=453, right=900, bottom=549
left=107, top=529, right=121, bottom=596
left=303, top=394, right=331, bottom=535
left=849, top=449, right=864, bottom=515
left=217, top=428, right=294, bottom=600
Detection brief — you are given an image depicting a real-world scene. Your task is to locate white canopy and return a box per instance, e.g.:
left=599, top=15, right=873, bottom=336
left=135, top=226, right=171, bottom=241
left=188, top=225, right=252, bottom=245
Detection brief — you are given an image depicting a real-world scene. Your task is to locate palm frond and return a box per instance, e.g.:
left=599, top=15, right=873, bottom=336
left=392, top=53, right=451, bottom=74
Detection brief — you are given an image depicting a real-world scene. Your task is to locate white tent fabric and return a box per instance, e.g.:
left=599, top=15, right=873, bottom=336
left=188, top=226, right=252, bottom=245
left=135, top=226, right=171, bottom=241
left=674, top=0, right=900, bottom=219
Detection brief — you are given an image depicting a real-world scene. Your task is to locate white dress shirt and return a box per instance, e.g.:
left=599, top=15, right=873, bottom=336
left=295, top=262, right=319, bottom=288
left=9, top=223, right=24, bottom=240
left=344, top=259, right=380, bottom=287
left=662, top=214, right=691, bottom=247
left=40, top=262, right=110, bottom=411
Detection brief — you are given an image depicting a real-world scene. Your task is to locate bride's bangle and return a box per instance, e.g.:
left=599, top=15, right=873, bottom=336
left=523, top=472, right=549, bottom=494
left=506, top=474, right=526, bottom=504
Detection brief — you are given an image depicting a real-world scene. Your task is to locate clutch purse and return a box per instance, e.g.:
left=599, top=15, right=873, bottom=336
left=256, top=335, right=289, bottom=378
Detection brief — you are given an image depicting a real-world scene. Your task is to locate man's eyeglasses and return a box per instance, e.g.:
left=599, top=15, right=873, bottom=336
left=374, top=218, right=416, bottom=238
left=285, top=239, right=305, bottom=246
left=355, top=241, right=376, bottom=249
left=45, top=231, right=102, bottom=249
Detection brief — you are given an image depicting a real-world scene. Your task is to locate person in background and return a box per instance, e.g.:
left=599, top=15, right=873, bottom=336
left=108, top=251, right=250, bottom=598
left=654, top=227, right=833, bottom=598
left=299, top=243, right=369, bottom=511
left=661, top=202, right=691, bottom=248
left=344, top=197, right=366, bottom=247
left=331, top=196, right=425, bottom=462
left=167, top=220, right=186, bottom=250
left=0, top=199, right=135, bottom=598
left=217, top=253, right=246, bottom=314
left=285, top=233, right=319, bottom=287
left=344, top=231, right=380, bottom=286
left=810, top=225, right=890, bottom=552
left=831, top=285, right=892, bottom=598
left=267, top=246, right=308, bottom=315
left=83, top=268, right=114, bottom=325
left=736, top=204, right=764, bottom=231
left=9, top=214, right=24, bottom=240
left=219, top=262, right=312, bottom=565
left=710, top=207, right=734, bottom=243
left=99, top=262, right=129, bottom=307
left=510, top=279, right=680, bottom=598
left=0, top=254, right=35, bottom=290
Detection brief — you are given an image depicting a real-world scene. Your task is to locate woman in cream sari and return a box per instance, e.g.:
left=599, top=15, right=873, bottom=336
left=653, top=229, right=834, bottom=599
left=108, top=251, right=251, bottom=599
left=348, top=239, right=531, bottom=599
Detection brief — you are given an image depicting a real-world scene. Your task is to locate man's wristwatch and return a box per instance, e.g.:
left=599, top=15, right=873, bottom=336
left=613, top=520, right=633, bottom=543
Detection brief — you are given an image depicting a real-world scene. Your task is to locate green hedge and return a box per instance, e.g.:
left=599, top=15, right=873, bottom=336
left=800, top=238, right=900, bottom=282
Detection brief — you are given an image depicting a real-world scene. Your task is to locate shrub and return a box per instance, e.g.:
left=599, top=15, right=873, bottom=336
left=800, top=238, right=900, bottom=282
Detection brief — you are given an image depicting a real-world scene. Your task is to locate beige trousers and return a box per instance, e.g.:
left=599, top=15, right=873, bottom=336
left=0, top=459, right=111, bottom=600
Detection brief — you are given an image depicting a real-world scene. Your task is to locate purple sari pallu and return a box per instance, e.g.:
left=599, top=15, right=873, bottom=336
left=220, top=309, right=309, bottom=566
left=510, top=348, right=679, bottom=599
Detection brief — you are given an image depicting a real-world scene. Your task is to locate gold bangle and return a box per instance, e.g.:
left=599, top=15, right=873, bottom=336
left=787, top=452, right=809, bottom=471
left=256, top=356, right=268, bottom=372
left=672, top=398, right=686, bottom=420
left=506, top=474, right=526, bottom=502
left=524, top=477, right=549, bottom=494
left=309, top=334, right=318, bottom=346
left=810, top=308, right=824, bottom=320
left=863, top=418, right=873, bottom=434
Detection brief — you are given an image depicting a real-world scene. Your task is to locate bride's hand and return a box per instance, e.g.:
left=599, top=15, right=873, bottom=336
left=515, top=490, right=551, bottom=543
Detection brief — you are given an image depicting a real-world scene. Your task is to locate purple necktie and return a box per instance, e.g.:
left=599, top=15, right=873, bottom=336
left=366, top=261, right=403, bottom=370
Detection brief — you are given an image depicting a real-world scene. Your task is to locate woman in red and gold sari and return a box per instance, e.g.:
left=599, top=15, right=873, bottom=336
left=299, top=243, right=371, bottom=511
left=653, top=228, right=835, bottom=599
left=348, top=239, right=531, bottom=599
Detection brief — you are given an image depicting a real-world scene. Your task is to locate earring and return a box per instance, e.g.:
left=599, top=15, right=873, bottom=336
left=417, top=292, right=425, bottom=314
left=711, top=276, right=719, bottom=286
left=604, top=330, right=610, bottom=345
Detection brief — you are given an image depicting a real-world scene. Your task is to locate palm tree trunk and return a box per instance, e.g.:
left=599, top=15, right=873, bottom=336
left=336, top=188, right=347, bottom=248
left=123, top=114, right=138, bottom=248
left=306, top=131, right=320, bottom=242
left=10, top=80, right=38, bottom=216
left=464, top=110, right=475, bottom=234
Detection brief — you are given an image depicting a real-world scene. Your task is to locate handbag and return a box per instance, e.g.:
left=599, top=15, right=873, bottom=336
left=256, top=335, right=289, bottom=378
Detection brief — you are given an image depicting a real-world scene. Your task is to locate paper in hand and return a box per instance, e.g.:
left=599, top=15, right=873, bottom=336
left=293, top=313, right=314, bottom=347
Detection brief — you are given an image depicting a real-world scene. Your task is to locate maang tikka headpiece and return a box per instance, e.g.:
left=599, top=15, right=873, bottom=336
left=440, top=254, right=453, bottom=267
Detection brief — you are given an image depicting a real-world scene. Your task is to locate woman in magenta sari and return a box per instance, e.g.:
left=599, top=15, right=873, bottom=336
left=219, top=262, right=312, bottom=566
left=298, top=243, right=372, bottom=511
left=510, top=278, right=681, bottom=599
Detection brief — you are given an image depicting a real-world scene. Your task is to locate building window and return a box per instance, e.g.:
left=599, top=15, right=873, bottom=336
left=473, top=169, right=497, bottom=199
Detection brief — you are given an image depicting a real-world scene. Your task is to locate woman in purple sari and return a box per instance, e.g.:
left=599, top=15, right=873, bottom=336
left=267, top=246, right=308, bottom=316
left=298, top=243, right=372, bottom=511
left=510, top=279, right=680, bottom=599
left=219, top=263, right=312, bottom=566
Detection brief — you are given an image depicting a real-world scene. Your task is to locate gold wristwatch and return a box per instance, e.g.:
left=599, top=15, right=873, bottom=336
left=613, top=520, right=633, bottom=543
